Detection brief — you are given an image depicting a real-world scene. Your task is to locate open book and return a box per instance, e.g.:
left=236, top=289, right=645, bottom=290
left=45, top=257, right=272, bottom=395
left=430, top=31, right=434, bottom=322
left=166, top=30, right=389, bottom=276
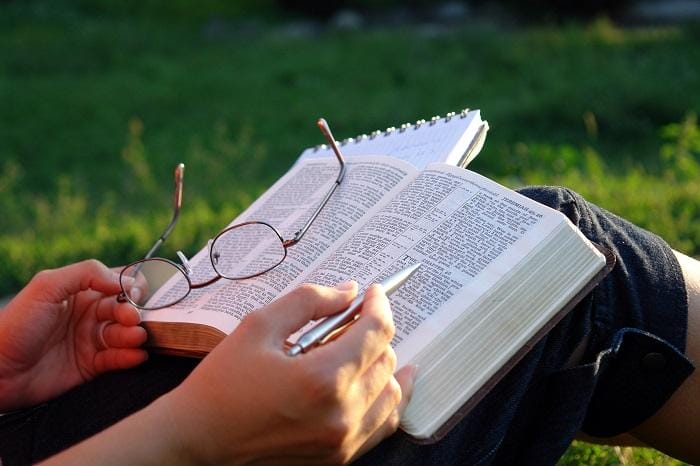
left=139, top=111, right=612, bottom=442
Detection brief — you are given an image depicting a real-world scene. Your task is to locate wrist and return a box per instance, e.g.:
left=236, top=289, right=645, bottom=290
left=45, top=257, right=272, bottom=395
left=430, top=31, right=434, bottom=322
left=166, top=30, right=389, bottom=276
left=145, top=394, right=204, bottom=466
left=159, top=387, right=229, bottom=466
left=164, top=380, right=261, bottom=466
left=0, top=372, right=30, bottom=412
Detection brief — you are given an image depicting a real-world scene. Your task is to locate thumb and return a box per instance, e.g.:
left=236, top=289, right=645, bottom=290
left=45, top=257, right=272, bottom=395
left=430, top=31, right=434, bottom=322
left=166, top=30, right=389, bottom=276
left=254, top=281, right=358, bottom=342
left=29, top=260, right=121, bottom=303
left=394, top=364, right=417, bottom=417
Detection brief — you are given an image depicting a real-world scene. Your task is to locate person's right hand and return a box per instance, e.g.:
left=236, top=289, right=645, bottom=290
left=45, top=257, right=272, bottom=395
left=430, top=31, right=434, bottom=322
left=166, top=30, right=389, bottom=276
left=162, top=282, right=415, bottom=465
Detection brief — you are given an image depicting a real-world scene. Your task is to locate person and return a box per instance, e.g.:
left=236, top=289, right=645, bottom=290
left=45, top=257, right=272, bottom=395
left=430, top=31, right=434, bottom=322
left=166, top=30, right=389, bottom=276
left=0, top=186, right=698, bottom=465
left=0, top=260, right=148, bottom=414
left=0, top=263, right=414, bottom=465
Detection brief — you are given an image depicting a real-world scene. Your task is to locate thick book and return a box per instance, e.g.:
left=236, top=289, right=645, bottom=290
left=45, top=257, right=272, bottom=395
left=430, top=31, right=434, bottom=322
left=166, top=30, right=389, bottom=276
left=138, top=110, right=612, bottom=442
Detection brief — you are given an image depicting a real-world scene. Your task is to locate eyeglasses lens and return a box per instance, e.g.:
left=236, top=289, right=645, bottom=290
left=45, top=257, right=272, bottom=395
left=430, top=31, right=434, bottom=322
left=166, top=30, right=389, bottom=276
left=121, top=258, right=190, bottom=310
left=211, top=222, right=287, bottom=279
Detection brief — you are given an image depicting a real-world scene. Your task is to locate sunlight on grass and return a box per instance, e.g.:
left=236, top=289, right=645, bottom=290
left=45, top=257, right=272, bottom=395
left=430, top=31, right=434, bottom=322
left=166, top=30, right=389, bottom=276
left=559, top=441, right=689, bottom=465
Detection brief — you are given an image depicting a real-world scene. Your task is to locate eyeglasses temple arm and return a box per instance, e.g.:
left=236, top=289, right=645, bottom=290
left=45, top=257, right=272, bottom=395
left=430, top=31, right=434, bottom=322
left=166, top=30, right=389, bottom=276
left=144, top=163, right=185, bottom=260
left=285, top=176, right=342, bottom=247
left=284, top=119, right=347, bottom=247
left=316, top=118, right=346, bottom=183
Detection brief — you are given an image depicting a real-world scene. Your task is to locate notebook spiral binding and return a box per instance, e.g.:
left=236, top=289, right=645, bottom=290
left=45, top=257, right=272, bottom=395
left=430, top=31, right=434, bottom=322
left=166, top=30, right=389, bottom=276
left=313, top=109, right=471, bottom=152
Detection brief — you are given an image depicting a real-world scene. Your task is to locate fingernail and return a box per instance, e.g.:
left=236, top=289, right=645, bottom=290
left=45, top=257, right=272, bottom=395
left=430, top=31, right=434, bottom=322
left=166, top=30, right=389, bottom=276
left=335, top=280, right=356, bottom=291
left=130, top=287, right=143, bottom=304
left=407, top=364, right=419, bottom=380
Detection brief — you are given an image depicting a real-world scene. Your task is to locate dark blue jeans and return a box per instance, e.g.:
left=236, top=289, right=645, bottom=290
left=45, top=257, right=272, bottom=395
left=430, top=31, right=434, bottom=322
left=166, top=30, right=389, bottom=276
left=357, top=187, right=694, bottom=465
left=0, top=187, right=694, bottom=466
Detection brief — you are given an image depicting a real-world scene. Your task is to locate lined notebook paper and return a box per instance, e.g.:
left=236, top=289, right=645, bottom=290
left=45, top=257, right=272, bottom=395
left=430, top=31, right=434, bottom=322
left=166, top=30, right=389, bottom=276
left=298, top=109, right=489, bottom=170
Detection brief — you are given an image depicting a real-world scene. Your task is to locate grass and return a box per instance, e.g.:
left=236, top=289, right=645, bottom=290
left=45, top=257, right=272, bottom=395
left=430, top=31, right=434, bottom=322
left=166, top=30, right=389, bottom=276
left=2, top=7, right=698, bottom=289
left=1, top=3, right=699, bottom=463
left=559, top=441, right=689, bottom=465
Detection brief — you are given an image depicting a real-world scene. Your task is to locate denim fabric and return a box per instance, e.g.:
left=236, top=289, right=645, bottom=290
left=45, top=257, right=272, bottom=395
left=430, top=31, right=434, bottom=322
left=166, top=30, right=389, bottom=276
left=0, top=186, right=694, bottom=466
left=0, top=355, right=198, bottom=466
left=359, top=186, right=694, bottom=465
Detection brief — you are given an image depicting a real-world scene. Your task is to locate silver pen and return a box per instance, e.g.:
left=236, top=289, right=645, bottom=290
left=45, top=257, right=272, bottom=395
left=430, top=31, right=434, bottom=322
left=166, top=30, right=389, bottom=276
left=286, top=262, right=421, bottom=357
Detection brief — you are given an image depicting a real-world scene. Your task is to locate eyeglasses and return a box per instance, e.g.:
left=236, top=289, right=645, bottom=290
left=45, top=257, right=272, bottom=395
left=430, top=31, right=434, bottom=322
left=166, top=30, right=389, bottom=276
left=118, top=118, right=346, bottom=310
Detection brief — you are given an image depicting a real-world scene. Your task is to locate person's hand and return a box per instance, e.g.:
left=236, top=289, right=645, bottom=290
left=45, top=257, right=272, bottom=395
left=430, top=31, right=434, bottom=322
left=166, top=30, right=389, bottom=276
left=161, top=282, right=415, bottom=465
left=0, top=259, right=148, bottom=411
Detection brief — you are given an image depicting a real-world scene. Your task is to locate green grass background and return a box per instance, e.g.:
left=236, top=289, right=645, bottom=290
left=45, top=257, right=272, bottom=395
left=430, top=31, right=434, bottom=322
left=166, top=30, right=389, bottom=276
left=1, top=2, right=698, bottom=464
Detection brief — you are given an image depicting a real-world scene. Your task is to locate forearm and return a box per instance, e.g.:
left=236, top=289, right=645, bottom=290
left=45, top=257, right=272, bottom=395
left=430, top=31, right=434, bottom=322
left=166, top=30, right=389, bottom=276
left=39, top=395, right=196, bottom=466
left=38, top=283, right=410, bottom=465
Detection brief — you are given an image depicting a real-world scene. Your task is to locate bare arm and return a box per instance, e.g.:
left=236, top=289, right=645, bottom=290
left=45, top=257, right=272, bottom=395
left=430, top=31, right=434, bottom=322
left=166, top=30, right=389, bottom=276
left=0, top=260, right=146, bottom=411
left=41, top=283, right=415, bottom=465
left=629, top=251, right=700, bottom=464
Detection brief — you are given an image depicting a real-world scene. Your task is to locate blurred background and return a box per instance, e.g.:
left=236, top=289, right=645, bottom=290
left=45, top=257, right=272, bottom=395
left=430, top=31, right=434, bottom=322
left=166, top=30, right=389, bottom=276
left=1, top=1, right=699, bottom=461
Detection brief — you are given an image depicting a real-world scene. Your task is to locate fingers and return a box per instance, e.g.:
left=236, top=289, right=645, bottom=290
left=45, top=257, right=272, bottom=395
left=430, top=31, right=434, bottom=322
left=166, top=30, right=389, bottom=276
left=313, top=284, right=394, bottom=373
left=252, top=281, right=358, bottom=343
left=353, top=364, right=417, bottom=461
left=353, top=355, right=416, bottom=441
left=93, top=348, right=149, bottom=373
left=95, top=298, right=142, bottom=326
left=93, top=318, right=149, bottom=373
left=354, top=347, right=398, bottom=409
left=114, top=302, right=142, bottom=326
left=91, top=319, right=148, bottom=374
left=119, top=272, right=149, bottom=304
left=352, top=377, right=402, bottom=458
left=393, top=364, right=417, bottom=415
left=99, top=323, right=148, bottom=348
left=29, top=259, right=122, bottom=304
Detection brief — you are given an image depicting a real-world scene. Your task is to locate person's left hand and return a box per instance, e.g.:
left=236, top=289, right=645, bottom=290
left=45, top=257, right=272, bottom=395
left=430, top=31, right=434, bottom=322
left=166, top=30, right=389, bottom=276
left=0, top=259, right=148, bottom=411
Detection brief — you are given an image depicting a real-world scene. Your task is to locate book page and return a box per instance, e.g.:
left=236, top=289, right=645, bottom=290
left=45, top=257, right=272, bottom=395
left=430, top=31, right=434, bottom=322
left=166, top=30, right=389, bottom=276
left=296, top=164, right=567, bottom=366
left=142, top=156, right=418, bottom=334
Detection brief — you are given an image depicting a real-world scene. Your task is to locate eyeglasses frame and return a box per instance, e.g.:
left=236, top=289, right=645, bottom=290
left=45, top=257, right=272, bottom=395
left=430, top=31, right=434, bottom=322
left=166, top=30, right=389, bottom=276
left=118, top=118, right=347, bottom=310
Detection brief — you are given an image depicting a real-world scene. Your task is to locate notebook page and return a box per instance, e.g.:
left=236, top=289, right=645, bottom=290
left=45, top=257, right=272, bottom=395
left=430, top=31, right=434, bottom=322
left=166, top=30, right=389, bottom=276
left=298, top=109, right=487, bottom=170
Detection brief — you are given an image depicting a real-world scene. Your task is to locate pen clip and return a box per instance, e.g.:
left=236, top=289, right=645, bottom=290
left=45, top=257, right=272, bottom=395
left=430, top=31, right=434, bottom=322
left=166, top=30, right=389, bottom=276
left=318, top=313, right=361, bottom=345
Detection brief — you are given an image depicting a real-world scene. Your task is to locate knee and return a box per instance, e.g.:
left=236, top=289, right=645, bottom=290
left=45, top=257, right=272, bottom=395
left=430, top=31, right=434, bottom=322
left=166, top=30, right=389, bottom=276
left=516, top=185, right=584, bottom=225
left=516, top=185, right=575, bottom=209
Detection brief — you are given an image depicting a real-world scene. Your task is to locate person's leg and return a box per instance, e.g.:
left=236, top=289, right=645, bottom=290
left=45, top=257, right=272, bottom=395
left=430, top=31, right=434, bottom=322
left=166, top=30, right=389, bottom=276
left=0, top=353, right=198, bottom=464
left=628, top=251, right=700, bottom=464
left=576, top=251, right=700, bottom=460
left=358, top=186, right=694, bottom=465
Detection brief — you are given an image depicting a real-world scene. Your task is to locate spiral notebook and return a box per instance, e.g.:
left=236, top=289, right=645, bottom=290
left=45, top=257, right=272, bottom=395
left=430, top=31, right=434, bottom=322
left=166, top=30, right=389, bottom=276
left=297, top=109, right=489, bottom=170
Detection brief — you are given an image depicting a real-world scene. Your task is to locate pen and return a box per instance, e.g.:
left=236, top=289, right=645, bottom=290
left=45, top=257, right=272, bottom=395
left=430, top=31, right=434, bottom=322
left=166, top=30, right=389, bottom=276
left=286, top=262, right=421, bottom=357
